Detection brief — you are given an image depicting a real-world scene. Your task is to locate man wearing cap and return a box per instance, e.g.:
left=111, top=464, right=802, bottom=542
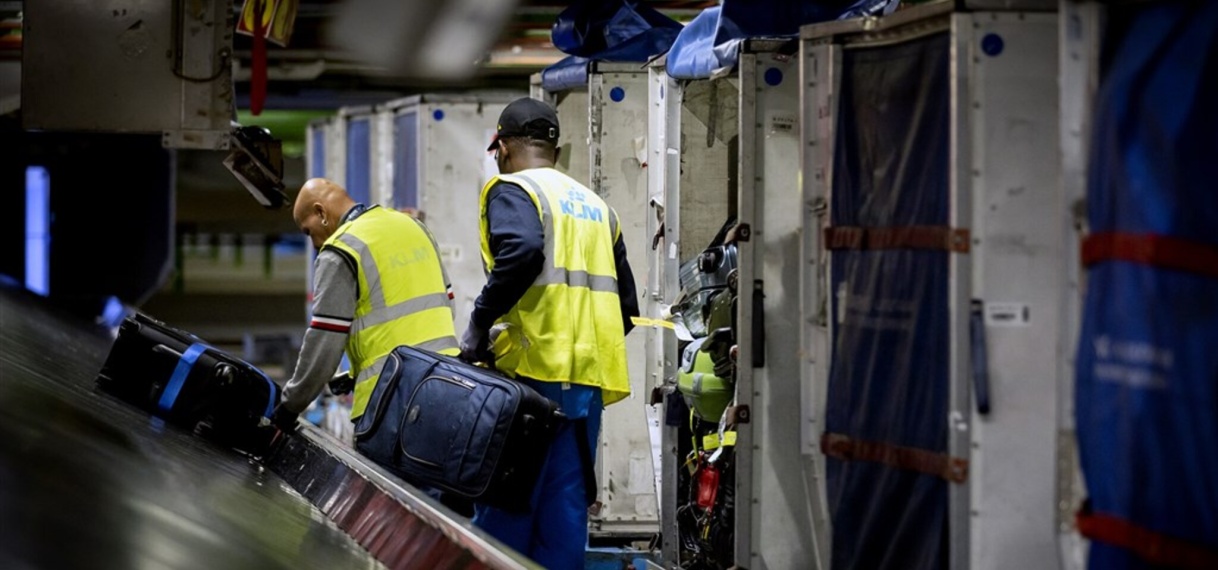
left=460, top=98, right=639, bottom=568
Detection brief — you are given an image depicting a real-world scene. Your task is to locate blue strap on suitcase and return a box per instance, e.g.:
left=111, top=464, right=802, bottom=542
left=156, top=342, right=276, bottom=419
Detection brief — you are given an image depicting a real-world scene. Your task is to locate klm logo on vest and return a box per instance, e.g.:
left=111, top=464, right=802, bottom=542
left=559, top=189, right=603, bottom=223
left=387, top=247, right=429, bottom=269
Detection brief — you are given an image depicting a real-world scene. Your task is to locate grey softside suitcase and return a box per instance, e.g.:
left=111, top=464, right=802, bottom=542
left=353, top=345, right=563, bottom=512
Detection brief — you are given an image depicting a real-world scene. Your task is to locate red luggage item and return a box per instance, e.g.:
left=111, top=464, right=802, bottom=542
left=696, top=463, right=721, bottom=511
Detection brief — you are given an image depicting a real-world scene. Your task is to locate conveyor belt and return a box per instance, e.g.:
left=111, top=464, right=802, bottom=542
left=0, top=285, right=537, bottom=570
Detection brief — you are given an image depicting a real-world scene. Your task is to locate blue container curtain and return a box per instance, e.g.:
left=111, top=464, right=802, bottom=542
left=392, top=110, right=419, bottom=210
left=345, top=117, right=371, bottom=206
left=1075, top=2, right=1218, bottom=569
left=824, top=31, right=952, bottom=570
left=310, top=126, right=326, bottom=179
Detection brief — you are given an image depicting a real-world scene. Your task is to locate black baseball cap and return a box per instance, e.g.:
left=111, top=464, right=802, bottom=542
left=487, top=98, right=560, bottom=151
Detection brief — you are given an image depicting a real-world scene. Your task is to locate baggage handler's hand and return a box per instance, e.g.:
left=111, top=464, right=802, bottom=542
left=459, top=320, right=494, bottom=364
left=328, top=370, right=355, bottom=395
left=270, top=403, right=300, bottom=434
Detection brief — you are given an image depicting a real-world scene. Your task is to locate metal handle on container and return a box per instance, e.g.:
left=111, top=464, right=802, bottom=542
left=969, top=299, right=991, bottom=415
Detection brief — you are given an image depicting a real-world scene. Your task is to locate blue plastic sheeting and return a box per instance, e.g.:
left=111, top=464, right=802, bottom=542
left=393, top=110, right=419, bottom=209
left=540, top=1, right=681, bottom=92
left=825, top=32, right=951, bottom=570
left=345, top=117, right=371, bottom=205
left=1076, top=3, right=1218, bottom=569
left=666, top=1, right=897, bottom=80
left=541, top=56, right=594, bottom=93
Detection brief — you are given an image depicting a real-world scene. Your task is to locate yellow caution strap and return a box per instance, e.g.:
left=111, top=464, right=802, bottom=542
left=631, top=316, right=675, bottom=330
left=702, top=431, right=737, bottom=451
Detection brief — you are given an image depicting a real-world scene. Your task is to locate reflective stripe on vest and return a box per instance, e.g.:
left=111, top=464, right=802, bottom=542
left=479, top=168, right=630, bottom=405
left=322, top=207, right=459, bottom=418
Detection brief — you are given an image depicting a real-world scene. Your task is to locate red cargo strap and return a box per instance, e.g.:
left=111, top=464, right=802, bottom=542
left=820, top=432, right=969, bottom=483
left=249, top=0, right=268, bottom=116
left=1082, top=232, right=1218, bottom=280
left=824, top=226, right=970, bottom=253
left=1076, top=507, right=1218, bottom=569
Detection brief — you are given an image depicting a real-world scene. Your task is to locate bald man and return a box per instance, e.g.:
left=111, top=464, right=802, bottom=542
left=271, top=179, right=460, bottom=433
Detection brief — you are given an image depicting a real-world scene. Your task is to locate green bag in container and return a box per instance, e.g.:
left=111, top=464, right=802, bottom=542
left=677, top=340, right=734, bottom=421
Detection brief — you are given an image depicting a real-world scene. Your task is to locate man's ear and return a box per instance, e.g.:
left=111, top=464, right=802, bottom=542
left=313, top=203, right=326, bottom=222
left=553, top=144, right=562, bottom=164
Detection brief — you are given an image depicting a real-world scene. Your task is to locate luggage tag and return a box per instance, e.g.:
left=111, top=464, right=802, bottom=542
left=708, top=403, right=734, bottom=464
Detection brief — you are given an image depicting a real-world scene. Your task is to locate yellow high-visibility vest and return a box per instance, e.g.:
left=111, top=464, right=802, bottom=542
left=479, top=168, right=630, bottom=405
left=323, top=206, right=459, bottom=418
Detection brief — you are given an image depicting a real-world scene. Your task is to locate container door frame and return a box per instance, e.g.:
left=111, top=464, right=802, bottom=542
left=589, top=63, right=662, bottom=537
left=736, top=39, right=827, bottom=570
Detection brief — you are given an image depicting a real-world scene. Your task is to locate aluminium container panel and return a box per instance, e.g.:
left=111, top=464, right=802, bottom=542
left=957, top=13, right=1064, bottom=570
left=648, top=61, right=683, bottom=566
left=554, top=89, right=592, bottom=185
left=589, top=67, right=661, bottom=535
left=416, top=99, right=511, bottom=337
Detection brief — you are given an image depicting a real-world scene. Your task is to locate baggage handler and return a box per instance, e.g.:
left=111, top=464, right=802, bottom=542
left=460, top=98, right=640, bottom=569
left=272, top=179, right=460, bottom=432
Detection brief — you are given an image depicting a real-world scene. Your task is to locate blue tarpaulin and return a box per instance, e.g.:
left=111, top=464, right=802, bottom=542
left=540, top=1, right=682, bottom=92
left=825, top=32, right=951, bottom=570
left=1076, top=2, right=1218, bottom=569
left=665, top=0, right=899, bottom=79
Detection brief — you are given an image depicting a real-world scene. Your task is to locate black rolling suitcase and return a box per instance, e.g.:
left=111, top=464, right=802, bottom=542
left=96, top=313, right=279, bottom=454
left=353, top=345, right=563, bottom=512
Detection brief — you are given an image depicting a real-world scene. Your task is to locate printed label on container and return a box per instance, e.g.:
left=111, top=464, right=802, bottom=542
left=985, top=302, right=1031, bottom=327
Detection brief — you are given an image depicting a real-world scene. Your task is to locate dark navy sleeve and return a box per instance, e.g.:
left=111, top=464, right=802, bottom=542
left=471, top=182, right=546, bottom=331
left=614, top=230, right=640, bottom=335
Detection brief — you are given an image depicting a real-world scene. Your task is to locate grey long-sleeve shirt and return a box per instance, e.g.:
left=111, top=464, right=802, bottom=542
left=281, top=248, right=357, bottom=414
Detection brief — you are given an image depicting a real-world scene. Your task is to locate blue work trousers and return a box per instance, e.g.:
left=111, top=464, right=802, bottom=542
left=474, top=381, right=601, bottom=570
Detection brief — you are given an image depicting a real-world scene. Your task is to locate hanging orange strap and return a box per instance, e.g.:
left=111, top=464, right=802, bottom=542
left=1081, top=231, right=1218, bottom=279
left=1076, top=506, right=1218, bottom=569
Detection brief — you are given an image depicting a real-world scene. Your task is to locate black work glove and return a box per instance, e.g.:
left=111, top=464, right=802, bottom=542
left=328, top=370, right=355, bottom=395
left=270, top=403, right=300, bottom=434
left=458, top=320, right=493, bottom=364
